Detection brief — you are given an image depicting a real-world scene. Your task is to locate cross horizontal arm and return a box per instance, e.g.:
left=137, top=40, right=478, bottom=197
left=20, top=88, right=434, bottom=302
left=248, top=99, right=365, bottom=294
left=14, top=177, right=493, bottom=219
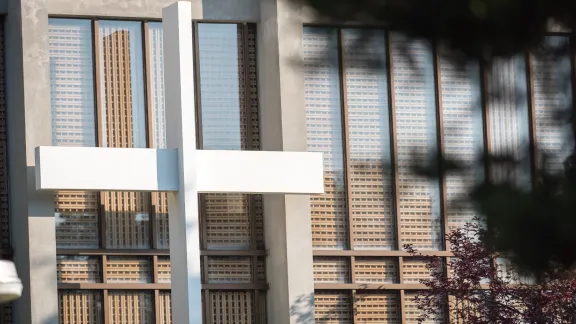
left=35, top=146, right=325, bottom=194
left=35, top=146, right=179, bottom=191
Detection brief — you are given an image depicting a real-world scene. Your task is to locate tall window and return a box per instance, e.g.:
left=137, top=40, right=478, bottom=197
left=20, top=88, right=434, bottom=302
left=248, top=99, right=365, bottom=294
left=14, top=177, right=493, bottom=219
left=49, top=18, right=266, bottom=324
left=304, top=27, right=571, bottom=323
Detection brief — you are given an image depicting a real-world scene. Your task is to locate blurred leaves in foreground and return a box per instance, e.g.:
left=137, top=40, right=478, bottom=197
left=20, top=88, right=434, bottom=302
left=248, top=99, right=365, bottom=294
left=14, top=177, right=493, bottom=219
left=292, top=0, right=576, bottom=276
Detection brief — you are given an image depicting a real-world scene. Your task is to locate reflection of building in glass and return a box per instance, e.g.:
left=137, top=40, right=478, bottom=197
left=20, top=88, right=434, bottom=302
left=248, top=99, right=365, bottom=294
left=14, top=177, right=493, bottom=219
left=100, top=27, right=151, bottom=249
left=49, top=20, right=99, bottom=249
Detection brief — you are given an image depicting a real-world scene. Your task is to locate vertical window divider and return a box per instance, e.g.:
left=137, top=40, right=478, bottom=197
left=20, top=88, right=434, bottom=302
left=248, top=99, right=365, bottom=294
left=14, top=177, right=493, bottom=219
left=102, top=255, right=108, bottom=283
left=154, top=289, right=161, bottom=324
left=152, top=255, right=159, bottom=283
left=399, top=289, right=407, bottom=324
left=142, top=21, right=158, bottom=250
left=432, top=41, right=452, bottom=322
left=432, top=41, right=449, bottom=250
left=336, top=28, right=357, bottom=321
left=479, top=61, right=492, bottom=185
left=92, top=19, right=107, bottom=250
left=384, top=32, right=402, bottom=252
left=193, top=21, right=213, bottom=324
left=385, top=30, right=405, bottom=324
left=103, top=289, right=110, bottom=324
left=525, top=51, right=539, bottom=188
left=336, top=28, right=354, bottom=252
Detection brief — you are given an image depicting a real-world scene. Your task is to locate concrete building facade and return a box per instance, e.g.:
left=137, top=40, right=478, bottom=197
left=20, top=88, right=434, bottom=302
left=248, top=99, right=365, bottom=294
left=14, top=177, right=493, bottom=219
left=0, top=0, right=570, bottom=323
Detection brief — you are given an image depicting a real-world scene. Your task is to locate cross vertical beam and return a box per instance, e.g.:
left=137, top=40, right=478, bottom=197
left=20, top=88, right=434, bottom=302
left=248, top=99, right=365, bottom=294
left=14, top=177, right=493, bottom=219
left=162, top=3, right=202, bottom=323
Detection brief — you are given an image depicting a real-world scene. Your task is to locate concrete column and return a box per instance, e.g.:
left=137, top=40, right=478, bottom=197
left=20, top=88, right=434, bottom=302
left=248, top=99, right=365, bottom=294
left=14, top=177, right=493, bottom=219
left=258, top=0, right=315, bottom=323
left=5, top=0, right=58, bottom=323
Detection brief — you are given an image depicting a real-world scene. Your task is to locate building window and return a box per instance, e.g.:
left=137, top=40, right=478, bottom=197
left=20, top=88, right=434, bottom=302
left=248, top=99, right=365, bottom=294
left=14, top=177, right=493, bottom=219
left=49, top=18, right=266, bottom=323
left=304, top=27, right=572, bottom=322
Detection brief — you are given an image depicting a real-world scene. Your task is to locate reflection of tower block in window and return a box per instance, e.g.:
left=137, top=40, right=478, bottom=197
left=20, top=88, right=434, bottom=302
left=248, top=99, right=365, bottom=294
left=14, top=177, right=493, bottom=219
left=101, top=29, right=151, bottom=249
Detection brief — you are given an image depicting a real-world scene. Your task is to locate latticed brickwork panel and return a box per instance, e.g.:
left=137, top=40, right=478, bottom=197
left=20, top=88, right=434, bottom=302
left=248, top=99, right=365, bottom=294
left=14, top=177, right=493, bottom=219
left=315, top=291, right=353, bottom=323
left=209, top=291, right=255, bottom=324
left=55, top=191, right=99, bottom=249
left=106, top=256, right=152, bottom=283
left=158, top=291, right=171, bottom=324
left=402, top=258, right=432, bottom=284
left=102, top=191, right=151, bottom=249
left=313, top=257, right=350, bottom=283
left=157, top=256, right=171, bottom=283
left=153, top=192, right=169, bottom=249
left=207, top=256, right=253, bottom=284
left=59, top=290, right=103, bottom=324
left=203, top=193, right=251, bottom=250
left=108, top=291, right=154, bottom=324
left=355, top=292, right=401, bottom=323
left=354, top=257, right=398, bottom=284
left=57, top=256, right=101, bottom=283
left=405, top=292, right=444, bottom=324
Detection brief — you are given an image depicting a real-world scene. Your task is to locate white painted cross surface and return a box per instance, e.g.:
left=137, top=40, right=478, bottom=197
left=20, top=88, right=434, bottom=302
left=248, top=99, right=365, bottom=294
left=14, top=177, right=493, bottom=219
left=34, top=2, right=324, bottom=324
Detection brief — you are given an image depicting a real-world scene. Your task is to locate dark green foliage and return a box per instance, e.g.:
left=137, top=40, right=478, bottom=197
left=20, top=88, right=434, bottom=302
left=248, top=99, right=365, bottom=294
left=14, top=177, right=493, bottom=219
left=293, top=0, right=576, bottom=275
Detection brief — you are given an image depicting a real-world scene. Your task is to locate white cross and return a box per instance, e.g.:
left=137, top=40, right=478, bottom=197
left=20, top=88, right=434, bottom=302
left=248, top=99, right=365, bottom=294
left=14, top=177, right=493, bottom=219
left=34, top=2, right=324, bottom=323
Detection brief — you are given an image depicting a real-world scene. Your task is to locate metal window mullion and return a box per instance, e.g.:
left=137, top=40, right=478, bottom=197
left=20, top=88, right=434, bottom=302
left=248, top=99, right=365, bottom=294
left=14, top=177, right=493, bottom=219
left=141, top=21, right=159, bottom=250
left=384, top=32, right=402, bottom=251
left=399, top=289, right=407, bottom=324
left=92, top=19, right=107, bottom=250
left=336, top=28, right=355, bottom=250
left=525, top=52, right=539, bottom=188
left=480, top=61, right=493, bottom=184
left=154, top=289, right=161, bottom=324
left=432, top=41, right=449, bottom=251
left=103, top=289, right=110, bottom=324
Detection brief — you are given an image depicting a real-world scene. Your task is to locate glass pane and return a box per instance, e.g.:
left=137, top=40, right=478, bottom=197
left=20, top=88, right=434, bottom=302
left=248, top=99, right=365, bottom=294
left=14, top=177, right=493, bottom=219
left=355, top=292, right=401, bottom=323
left=197, top=23, right=254, bottom=250
left=314, top=291, right=353, bottom=323
left=488, top=55, right=531, bottom=187
left=198, top=23, right=244, bottom=150
left=391, top=33, right=442, bottom=250
left=98, top=20, right=146, bottom=148
left=343, top=29, right=395, bottom=250
left=440, top=56, right=484, bottom=232
left=533, top=36, right=573, bottom=173
left=48, top=18, right=100, bottom=249
left=303, top=27, right=349, bottom=250
left=98, top=21, right=150, bottom=249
